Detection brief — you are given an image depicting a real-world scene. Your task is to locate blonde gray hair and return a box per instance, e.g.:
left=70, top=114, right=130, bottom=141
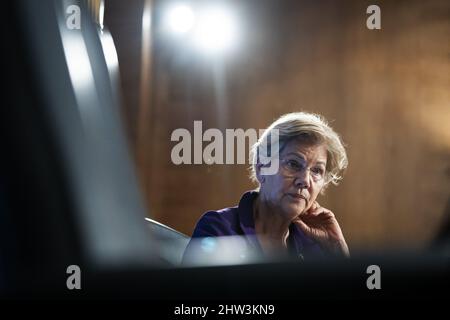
left=250, top=112, right=348, bottom=191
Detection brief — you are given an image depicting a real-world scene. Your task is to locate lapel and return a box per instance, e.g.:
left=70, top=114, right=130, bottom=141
left=237, top=191, right=263, bottom=252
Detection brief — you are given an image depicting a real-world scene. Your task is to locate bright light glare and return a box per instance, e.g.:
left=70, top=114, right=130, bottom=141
left=194, top=8, right=238, bottom=53
left=168, top=4, right=195, bottom=33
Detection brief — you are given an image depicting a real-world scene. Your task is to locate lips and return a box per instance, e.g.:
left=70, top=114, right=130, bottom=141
left=288, top=193, right=308, bottom=202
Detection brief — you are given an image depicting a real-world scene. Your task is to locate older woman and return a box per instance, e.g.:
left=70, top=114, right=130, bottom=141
left=183, top=112, right=349, bottom=262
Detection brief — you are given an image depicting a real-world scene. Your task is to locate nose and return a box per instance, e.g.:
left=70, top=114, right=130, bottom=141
left=294, top=169, right=311, bottom=189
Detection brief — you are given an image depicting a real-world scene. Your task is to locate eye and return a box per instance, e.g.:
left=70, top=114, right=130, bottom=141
left=286, top=160, right=302, bottom=170
left=311, top=167, right=324, bottom=176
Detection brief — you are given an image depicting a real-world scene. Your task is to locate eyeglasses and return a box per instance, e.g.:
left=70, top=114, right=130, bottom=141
left=280, top=157, right=326, bottom=182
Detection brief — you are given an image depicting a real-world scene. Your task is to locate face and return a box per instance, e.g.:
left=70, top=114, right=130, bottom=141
left=257, top=139, right=327, bottom=220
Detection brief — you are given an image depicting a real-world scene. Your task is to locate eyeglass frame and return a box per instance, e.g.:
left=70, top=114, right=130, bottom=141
left=279, top=155, right=327, bottom=183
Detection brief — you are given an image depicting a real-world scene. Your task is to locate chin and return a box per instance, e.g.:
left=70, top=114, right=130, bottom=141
left=282, top=203, right=305, bottom=220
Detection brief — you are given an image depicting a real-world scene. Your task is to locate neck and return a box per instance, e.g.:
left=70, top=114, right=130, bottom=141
left=253, top=194, right=292, bottom=246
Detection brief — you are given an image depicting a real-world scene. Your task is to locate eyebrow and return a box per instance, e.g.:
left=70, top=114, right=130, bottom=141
left=284, top=152, right=327, bottom=166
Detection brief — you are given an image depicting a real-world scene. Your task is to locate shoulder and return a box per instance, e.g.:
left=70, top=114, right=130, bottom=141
left=192, top=207, right=241, bottom=238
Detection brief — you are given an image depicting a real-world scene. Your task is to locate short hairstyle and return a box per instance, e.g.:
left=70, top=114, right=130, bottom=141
left=250, top=112, right=348, bottom=191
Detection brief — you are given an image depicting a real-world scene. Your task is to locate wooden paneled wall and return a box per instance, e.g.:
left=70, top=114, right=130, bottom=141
left=105, top=0, right=450, bottom=250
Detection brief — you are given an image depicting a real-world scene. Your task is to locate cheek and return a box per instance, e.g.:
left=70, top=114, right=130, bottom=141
left=309, top=183, right=323, bottom=201
left=277, top=177, right=292, bottom=194
left=265, top=176, right=288, bottom=199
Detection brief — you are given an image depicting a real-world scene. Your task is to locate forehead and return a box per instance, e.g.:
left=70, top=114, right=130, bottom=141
left=281, top=139, right=327, bottom=163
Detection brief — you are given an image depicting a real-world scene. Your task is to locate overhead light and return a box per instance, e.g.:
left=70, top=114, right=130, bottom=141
left=167, top=4, right=195, bottom=34
left=194, top=7, right=238, bottom=53
left=165, top=4, right=239, bottom=54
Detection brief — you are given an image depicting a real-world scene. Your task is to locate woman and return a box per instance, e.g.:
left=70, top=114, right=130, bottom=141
left=183, top=112, right=349, bottom=263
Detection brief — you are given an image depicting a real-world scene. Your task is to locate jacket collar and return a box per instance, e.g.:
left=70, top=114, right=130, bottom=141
left=237, top=190, right=317, bottom=257
left=237, top=190, right=261, bottom=250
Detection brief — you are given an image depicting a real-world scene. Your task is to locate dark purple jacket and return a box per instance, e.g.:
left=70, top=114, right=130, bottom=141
left=183, top=191, right=325, bottom=263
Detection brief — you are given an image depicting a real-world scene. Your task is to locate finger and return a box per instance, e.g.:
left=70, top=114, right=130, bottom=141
left=310, top=205, right=334, bottom=217
left=316, top=210, right=336, bottom=224
left=308, top=201, right=320, bottom=211
left=306, top=206, right=324, bottom=216
left=293, top=218, right=311, bottom=234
